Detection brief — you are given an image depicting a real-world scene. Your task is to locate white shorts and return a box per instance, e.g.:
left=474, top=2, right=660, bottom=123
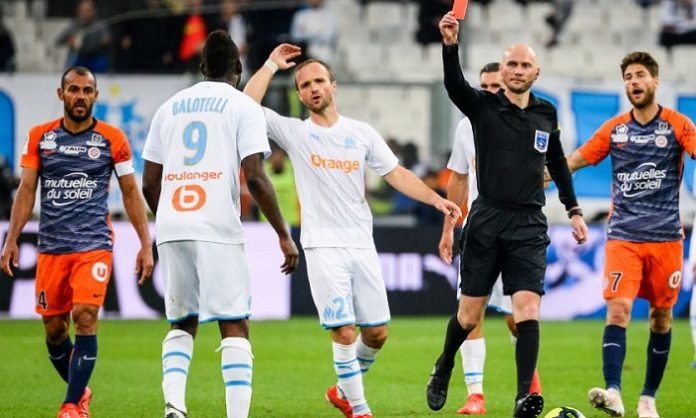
left=305, top=247, right=391, bottom=328
left=158, top=241, right=251, bottom=323
left=488, top=277, right=513, bottom=314
left=457, top=270, right=512, bottom=315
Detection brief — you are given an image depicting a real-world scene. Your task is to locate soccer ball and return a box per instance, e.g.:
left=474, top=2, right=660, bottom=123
left=543, top=406, right=586, bottom=418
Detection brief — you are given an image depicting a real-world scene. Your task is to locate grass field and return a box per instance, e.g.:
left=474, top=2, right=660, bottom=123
left=1, top=317, right=694, bottom=418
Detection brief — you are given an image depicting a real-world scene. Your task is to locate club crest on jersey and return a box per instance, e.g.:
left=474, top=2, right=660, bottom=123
left=40, top=132, right=57, bottom=150
left=655, top=135, right=668, bottom=148
left=533, top=130, right=549, bottom=153
left=344, top=136, right=357, bottom=149
left=655, top=122, right=672, bottom=135
left=611, top=124, right=629, bottom=143
left=88, top=147, right=101, bottom=159
left=86, top=133, right=106, bottom=147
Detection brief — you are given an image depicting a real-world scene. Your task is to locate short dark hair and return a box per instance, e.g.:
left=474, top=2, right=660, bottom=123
left=620, top=52, right=659, bottom=78
left=201, top=29, right=240, bottom=79
left=480, top=62, right=500, bottom=75
left=61, top=66, right=96, bottom=88
left=294, top=59, right=336, bottom=89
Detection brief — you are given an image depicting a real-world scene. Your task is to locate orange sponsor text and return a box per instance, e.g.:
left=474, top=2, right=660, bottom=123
left=310, top=153, right=360, bottom=173
left=164, top=170, right=223, bottom=182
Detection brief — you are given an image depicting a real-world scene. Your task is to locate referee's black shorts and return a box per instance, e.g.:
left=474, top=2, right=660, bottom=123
left=458, top=198, right=550, bottom=297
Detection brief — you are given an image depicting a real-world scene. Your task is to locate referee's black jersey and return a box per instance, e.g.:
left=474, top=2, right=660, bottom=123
left=443, top=44, right=579, bottom=212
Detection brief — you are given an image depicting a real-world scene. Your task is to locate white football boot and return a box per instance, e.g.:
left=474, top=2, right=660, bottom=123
left=588, top=387, right=625, bottom=417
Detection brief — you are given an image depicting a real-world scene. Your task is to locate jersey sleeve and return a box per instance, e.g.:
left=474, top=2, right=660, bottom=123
left=447, top=118, right=472, bottom=174
left=237, top=100, right=271, bottom=161
left=20, top=127, right=43, bottom=170
left=106, top=125, right=135, bottom=177
left=674, top=113, right=696, bottom=159
left=142, top=105, right=164, bottom=164
left=578, top=119, right=613, bottom=165
left=365, top=124, right=399, bottom=176
left=263, top=107, right=299, bottom=152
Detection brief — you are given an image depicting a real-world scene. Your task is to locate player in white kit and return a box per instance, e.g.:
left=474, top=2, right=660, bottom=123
left=439, top=63, right=542, bottom=415
left=243, top=43, right=462, bottom=418
left=141, top=31, right=299, bottom=418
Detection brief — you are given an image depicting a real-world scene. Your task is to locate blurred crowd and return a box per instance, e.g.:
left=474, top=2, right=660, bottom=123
left=2, top=0, right=694, bottom=76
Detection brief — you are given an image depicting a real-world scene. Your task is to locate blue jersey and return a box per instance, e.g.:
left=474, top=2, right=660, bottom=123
left=579, top=107, right=696, bottom=242
left=21, top=118, right=134, bottom=253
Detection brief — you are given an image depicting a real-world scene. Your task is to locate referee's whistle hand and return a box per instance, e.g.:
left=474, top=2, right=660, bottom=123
left=571, top=215, right=588, bottom=245
left=438, top=233, right=454, bottom=264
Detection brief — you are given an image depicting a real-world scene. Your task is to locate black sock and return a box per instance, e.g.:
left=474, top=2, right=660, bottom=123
left=515, top=320, right=539, bottom=396
left=641, top=329, right=671, bottom=397
left=64, top=335, right=97, bottom=405
left=47, top=337, right=73, bottom=383
left=438, top=315, right=471, bottom=370
left=602, top=324, right=626, bottom=391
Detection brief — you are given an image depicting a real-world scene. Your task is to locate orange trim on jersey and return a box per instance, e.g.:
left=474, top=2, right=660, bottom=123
left=578, top=113, right=632, bottom=166
left=22, top=118, right=62, bottom=170
left=662, top=107, right=696, bottom=157
left=94, top=120, right=133, bottom=165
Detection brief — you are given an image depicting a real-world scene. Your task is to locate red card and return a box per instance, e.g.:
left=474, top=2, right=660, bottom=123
left=452, top=0, right=469, bottom=19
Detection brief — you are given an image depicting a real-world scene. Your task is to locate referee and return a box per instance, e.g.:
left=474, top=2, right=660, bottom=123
left=426, top=12, right=588, bottom=418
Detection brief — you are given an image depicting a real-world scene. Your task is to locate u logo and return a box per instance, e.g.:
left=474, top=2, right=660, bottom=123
left=173, top=184, right=206, bottom=211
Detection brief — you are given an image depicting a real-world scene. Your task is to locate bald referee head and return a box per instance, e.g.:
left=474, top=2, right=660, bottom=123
left=501, top=43, right=540, bottom=95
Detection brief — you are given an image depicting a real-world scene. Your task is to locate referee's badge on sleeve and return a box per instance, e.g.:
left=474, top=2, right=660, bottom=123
left=534, top=130, right=549, bottom=153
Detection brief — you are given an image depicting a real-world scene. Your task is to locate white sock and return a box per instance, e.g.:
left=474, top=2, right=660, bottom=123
left=219, top=337, right=253, bottom=418
left=162, top=329, right=194, bottom=413
left=333, top=341, right=370, bottom=415
left=356, top=336, right=380, bottom=375
left=691, top=286, right=696, bottom=359
left=460, top=337, right=485, bottom=395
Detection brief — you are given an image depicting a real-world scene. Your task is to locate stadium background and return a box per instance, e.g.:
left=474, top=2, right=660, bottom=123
left=0, top=0, right=694, bottom=320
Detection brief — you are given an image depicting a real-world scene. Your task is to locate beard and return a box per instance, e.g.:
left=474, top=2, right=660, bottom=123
left=65, top=102, right=94, bottom=124
left=305, top=95, right=331, bottom=114
left=627, top=88, right=656, bottom=109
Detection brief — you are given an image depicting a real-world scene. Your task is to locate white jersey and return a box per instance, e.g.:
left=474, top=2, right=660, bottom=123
left=143, top=81, right=270, bottom=245
left=447, top=117, right=477, bottom=219
left=264, top=108, right=399, bottom=249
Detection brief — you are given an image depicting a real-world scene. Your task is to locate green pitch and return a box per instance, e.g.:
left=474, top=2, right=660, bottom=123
left=1, top=317, right=694, bottom=417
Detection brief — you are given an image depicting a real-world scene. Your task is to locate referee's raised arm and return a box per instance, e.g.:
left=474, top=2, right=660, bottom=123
left=440, top=12, right=484, bottom=118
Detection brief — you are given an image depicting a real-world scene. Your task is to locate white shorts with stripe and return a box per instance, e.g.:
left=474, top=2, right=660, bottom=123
left=158, top=240, right=251, bottom=323
left=305, top=247, right=391, bottom=328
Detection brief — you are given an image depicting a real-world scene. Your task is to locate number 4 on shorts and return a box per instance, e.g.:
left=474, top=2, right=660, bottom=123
left=37, top=290, right=48, bottom=310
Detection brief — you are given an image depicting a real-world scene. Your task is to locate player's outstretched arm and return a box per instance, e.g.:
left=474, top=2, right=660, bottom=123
left=118, top=173, right=154, bottom=284
left=384, top=165, right=462, bottom=225
left=1, top=168, right=38, bottom=277
left=439, top=171, right=468, bottom=264
left=242, top=153, right=299, bottom=274
left=243, top=43, right=302, bottom=104
left=543, top=148, right=591, bottom=188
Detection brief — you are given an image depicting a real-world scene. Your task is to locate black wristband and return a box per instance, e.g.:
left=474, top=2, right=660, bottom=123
left=567, top=207, right=583, bottom=219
